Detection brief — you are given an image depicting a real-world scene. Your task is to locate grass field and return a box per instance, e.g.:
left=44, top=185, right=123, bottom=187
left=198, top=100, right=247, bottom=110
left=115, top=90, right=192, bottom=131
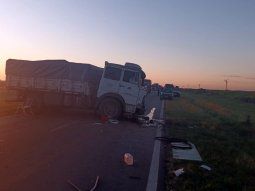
left=0, top=87, right=20, bottom=116
left=165, top=89, right=255, bottom=191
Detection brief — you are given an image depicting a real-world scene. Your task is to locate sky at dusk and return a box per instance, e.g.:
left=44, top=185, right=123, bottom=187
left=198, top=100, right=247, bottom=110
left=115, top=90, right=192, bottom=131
left=0, top=0, right=255, bottom=90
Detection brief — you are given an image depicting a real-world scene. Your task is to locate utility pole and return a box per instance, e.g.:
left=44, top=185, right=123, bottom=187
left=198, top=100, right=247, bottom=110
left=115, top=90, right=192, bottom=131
left=224, top=79, right=228, bottom=90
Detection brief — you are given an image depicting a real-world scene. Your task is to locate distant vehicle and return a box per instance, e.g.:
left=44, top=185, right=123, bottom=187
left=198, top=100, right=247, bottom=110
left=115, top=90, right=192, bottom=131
left=160, top=86, right=173, bottom=100
left=165, top=83, right=174, bottom=89
left=144, top=79, right=152, bottom=93
left=151, top=83, right=159, bottom=91
left=173, top=90, right=181, bottom=97
left=5, top=59, right=147, bottom=119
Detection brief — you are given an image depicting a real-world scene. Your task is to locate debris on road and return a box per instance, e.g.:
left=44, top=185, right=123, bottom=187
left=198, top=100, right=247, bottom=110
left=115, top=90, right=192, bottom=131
left=67, top=176, right=100, bottom=191
left=173, top=168, right=185, bottom=177
left=155, top=137, right=202, bottom=161
left=124, top=153, right=134, bottom=165
left=141, top=123, right=157, bottom=128
left=15, top=102, right=34, bottom=116
left=93, top=122, right=103, bottom=125
left=146, top=107, right=156, bottom=121
left=151, top=119, right=165, bottom=125
left=90, top=176, right=100, bottom=191
left=171, top=142, right=192, bottom=150
left=93, top=118, right=119, bottom=125
left=138, top=111, right=165, bottom=129
left=67, top=180, right=82, bottom=191
left=200, top=164, right=212, bottom=171
left=108, top=119, right=119, bottom=124
left=172, top=142, right=202, bottom=161
left=155, top=137, right=192, bottom=149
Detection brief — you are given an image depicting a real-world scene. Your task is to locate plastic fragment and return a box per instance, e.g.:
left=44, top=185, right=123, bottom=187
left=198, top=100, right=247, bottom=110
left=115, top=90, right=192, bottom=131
left=200, top=164, right=212, bottom=171
left=108, top=119, right=119, bottom=124
left=173, top=168, right=184, bottom=176
left=124, top=153, right=134, bottom=165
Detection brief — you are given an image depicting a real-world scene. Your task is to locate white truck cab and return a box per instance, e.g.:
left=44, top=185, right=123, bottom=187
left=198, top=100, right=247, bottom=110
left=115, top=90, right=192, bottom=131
left=97, top=61, right=146, bottom=118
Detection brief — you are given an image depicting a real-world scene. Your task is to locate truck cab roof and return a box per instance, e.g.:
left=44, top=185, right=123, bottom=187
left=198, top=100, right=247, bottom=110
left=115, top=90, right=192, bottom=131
left=105, top=61, right=146, bottom=79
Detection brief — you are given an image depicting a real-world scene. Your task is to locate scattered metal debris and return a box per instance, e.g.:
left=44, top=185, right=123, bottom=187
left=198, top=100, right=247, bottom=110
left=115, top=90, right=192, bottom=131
left=141, top=123, right=157, bottom=128
left=172, top=142, right=202, bottom=161
left=171, top=142, right=192, bottom=150
left=137, top=107, right=165, bottom=129
left=153, top=119, right=165, bottom=125
left=67, top=180, right=82, bottom=191
left=108, top=119, right=119, bottom=124
left=155, top=137, right=192, bottom=149
left=200, top=164, right=212, bottom=171
left=15, top=101, right=35, bottom=115
left=173, top=168, right=185, bottom=177
left=67, top=176, right=100, bottom=191
left=90, top=176, right=100, bottom=191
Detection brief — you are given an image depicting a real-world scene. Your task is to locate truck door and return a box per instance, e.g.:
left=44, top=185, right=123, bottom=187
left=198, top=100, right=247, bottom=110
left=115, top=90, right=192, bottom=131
left=118, top=70, right=140, bottom=109
left=97, top=66, right=122, bottom=97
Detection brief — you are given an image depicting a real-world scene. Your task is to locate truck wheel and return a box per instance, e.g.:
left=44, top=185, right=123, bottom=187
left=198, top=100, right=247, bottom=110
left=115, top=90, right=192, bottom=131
left=99, top=98, right=122, bottom=119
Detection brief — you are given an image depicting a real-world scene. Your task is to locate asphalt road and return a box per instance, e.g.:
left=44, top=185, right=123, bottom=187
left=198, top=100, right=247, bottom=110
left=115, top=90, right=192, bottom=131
left=0, top=92, right=163, bottom=191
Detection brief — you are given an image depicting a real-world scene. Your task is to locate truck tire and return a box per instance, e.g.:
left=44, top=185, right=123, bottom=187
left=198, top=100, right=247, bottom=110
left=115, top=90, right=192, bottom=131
left=98, top=98, right=122, bottom=119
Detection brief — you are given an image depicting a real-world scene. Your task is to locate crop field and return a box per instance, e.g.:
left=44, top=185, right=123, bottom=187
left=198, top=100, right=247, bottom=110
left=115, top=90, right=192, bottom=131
left=165, top=90, right=255, bottom=191
left=0, top=87, right=20, bottom=116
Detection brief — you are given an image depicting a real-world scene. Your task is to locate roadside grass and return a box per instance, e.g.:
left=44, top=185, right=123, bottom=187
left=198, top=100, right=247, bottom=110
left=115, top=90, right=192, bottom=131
left=165, top=90, right=255, bottom=191
left=0, top=88, right=19, bottom=116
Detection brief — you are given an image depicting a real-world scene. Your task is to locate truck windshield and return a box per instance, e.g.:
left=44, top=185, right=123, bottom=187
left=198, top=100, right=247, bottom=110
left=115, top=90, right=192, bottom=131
left=104, top=67, right=122, bottom=81
left=123, top=70, right=139, bottom=84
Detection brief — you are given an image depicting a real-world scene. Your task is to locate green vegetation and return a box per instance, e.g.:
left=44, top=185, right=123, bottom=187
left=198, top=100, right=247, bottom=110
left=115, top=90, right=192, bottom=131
left=165, top=90, right=255, bottom=191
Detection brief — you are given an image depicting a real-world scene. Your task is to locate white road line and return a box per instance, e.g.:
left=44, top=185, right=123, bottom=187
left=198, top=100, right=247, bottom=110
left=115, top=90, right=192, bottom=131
left=146, top=100, right=165, bottom=191
left=146, top=127, right=162, bottom=191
